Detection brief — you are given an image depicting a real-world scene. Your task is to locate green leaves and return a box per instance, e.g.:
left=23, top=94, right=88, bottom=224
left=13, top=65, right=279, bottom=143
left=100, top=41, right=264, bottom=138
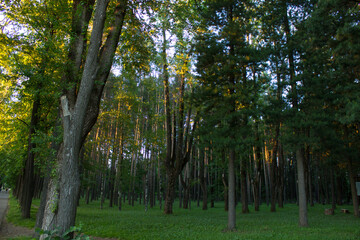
left=36, top=224, right=90, bottom=240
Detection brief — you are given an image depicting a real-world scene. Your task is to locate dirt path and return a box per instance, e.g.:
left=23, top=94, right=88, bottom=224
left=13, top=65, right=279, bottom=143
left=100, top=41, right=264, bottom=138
left=0, top=193, right=115, bottom=239
left=0, top=192, right=34, bottom=239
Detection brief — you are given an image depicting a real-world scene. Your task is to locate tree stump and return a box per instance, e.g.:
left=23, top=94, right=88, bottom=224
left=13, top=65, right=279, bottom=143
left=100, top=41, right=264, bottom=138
left=324, top=208, right=334, bottom=215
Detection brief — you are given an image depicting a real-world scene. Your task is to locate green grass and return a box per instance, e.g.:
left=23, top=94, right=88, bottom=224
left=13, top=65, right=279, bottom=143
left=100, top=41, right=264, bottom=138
left=6, top=195, right=38, bottom=229
left=6, top=197, right=360, bottom=240
left=76, top=200, right=360, bottom=240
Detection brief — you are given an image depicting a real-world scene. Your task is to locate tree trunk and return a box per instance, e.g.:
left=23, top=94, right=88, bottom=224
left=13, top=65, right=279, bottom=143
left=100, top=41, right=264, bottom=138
left=19, top=95, right=41, bottom=218
left=241, top=157, right=249, bottom=213
left=278, top=143, right=285, bottom=208
left=348, top=159, right=359, bottom=217
left=199, top=149, right=207, bottom=210
left=270, top=125, right=279, bottom=212
left=296, top=148, right=308, bottom=227
left=263, top=147, right=270, bottom=206
left=164, top=169, right=176, bottom=214
left=336, top=174, right=343, bottom=205
left=40, top=0, right=127, bottom=236
left=227, top=150, right=236, bottom=230
left=222, top=172, right=229, bottom=211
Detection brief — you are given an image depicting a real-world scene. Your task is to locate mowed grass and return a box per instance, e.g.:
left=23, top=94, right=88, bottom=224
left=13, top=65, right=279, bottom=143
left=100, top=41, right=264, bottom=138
left=75, top=199, right=360, bottom=240
left=6, top=196, right=360, bottom=240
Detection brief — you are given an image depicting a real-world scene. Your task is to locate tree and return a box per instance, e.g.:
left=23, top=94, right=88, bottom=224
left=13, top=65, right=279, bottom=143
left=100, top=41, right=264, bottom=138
left=39, top=0, right=128, bottom=236
left=195, top=0, right=258, bottom=230
left=1, top=0, right=66, bottom=218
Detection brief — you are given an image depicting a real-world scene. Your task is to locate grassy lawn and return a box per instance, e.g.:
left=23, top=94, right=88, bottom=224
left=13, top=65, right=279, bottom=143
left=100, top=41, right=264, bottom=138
left=7, top=197, right=360, bottom=240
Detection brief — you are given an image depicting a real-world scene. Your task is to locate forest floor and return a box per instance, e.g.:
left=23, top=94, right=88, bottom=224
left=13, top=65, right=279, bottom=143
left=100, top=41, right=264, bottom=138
left=3, top=196, right=360, bottom=240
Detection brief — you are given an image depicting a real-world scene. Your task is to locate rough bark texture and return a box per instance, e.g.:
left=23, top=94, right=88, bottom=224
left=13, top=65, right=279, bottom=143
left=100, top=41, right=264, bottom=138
left=40, top=0, right=128, bottom=237
left=164, top=170, right=176, bottom=214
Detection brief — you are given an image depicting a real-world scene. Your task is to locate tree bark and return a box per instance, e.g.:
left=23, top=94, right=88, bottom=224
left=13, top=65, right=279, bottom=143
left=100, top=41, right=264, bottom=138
left=227, top=149, right=236, bottom=230
left=40, top=0, right=127, bottom=236
left=348, top=158, right=359, bottom=217
left=222, top=172, right=229, bottom=212
left=296, top=148, right=308, bottom=227
left=164, top=169, right=176, bottom=214
left=200, top=150, right=208, bottom=210
left=19, top=94, right=40, bottom=218
left=270, top=125, right=279, bottom=212
left=241, top=157, right=249, bottom=213
left=278, top=143, right=285, bottom=208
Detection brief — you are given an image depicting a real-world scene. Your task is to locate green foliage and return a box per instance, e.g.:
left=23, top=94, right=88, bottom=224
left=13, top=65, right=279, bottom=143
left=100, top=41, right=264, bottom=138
left=36, top=225, right=90, bottom=240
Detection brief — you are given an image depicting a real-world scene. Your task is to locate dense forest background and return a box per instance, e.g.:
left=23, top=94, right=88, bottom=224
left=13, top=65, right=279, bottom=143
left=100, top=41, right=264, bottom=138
left=0, top=0, right=359, bottom=235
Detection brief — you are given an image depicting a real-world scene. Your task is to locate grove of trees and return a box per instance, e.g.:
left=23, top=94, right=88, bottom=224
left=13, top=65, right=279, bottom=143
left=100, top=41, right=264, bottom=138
left=0, top=0, right=359, bottom=237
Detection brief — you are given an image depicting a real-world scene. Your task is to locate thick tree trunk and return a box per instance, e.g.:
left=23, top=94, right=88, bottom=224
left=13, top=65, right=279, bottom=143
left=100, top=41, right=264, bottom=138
left=164, top=169, right=176, bottom=214
left=40, top=0, right=127, bottom=236
left=296, top=148, right=308, bottom=227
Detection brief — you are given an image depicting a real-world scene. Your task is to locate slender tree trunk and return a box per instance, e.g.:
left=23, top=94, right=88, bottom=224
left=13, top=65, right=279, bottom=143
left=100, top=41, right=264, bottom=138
left=330, top=169, right=336, bottom=210
left=296, top=148, right=308, bottom=227
left=270, top=125, right=279, bottom=212
left=336, top=174, right=343, bottom=205
left=222, top=172, right=229, bottom=212
left=263, top=147, right=270, bottom=206
left=241, top=157, right=249, bottom=213
left=228, top=150, right=236, bottom=230
left=200, top=150, right=208, bottom=210
left=19, top=95, right=41, bottom=218
left=278, top=143, right=285, bottom=208
left=348, top=159, right=359, bottom=217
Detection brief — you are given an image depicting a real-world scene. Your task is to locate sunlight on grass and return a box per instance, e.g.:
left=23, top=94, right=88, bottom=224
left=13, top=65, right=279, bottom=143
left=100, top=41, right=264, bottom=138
left=75, top=200, right=360, bottom=240
left=6, top=196, right=359, bottom=240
